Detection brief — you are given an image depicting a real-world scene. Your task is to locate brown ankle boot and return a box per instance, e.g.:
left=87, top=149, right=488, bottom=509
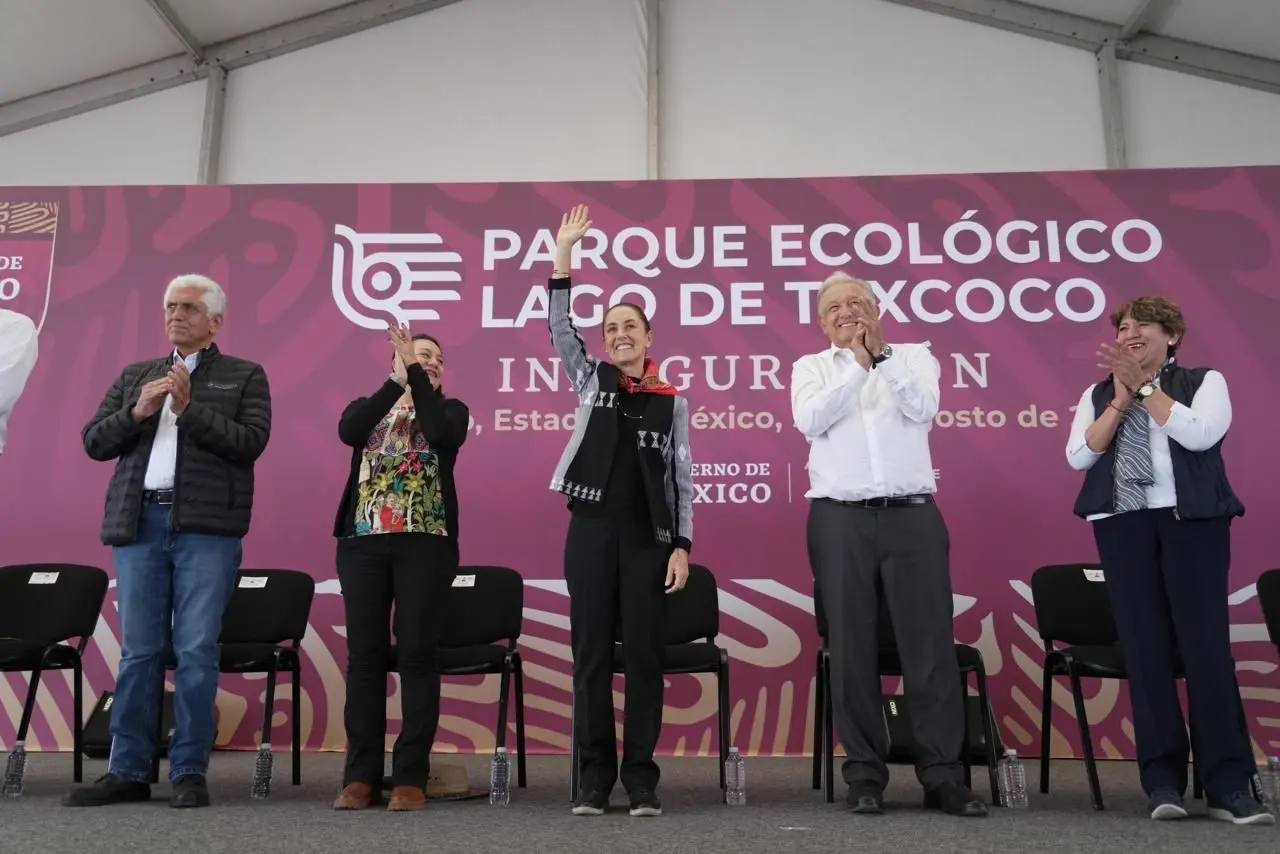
left=333, top=782, right=377, bottom=810
left=387, top=785, right=427, bottom=811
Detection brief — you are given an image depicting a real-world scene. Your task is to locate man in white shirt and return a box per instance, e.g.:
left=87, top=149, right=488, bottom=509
left=0, top=308, right=39, bottom=456
left=790, top=272, right=986, bottom=818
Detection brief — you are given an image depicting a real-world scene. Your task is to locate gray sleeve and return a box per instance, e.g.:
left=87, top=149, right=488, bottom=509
left=548, top=279, right=597, bottom=396
left=670, top=395, right=694, bottom=552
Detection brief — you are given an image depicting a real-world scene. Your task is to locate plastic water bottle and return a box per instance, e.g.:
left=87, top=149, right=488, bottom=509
left=998, top=748, right=1028, bottom=809
left=489, top=747, right=511, bottom=806
left=1261, top=756, right=1280, bottom=811
left=2, top=741, right=26, bottom=797
left=724, top=746, right=746, bottom=806
left=250, top=743, right=273, bottom=800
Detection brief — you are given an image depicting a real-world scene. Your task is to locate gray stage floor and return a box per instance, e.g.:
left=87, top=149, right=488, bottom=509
left=0, top=752, right=1275, bottom=853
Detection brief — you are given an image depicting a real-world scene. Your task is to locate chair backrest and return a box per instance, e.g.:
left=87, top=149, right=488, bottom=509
left=813, top=581, right=911, bottom=649
left=1029, top=563, right=1118, bottom=647
left=0, top=564, right=109, bottom=645
left=438, top=565, right=524, bottom=648
left=1257, top=568, right=1280, bottom=650
left=220, top=569, right=316, bottom=646
left=663, top=563, right=719, bottom=646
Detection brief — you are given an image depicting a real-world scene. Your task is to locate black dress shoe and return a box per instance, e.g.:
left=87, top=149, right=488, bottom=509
left=846, top=781, right=885, bottom=814
left=62, top=774, right=151, bottom=807
left=170, top=774, right=210, bottom=808
left=924, top=780, right=988, bottom=817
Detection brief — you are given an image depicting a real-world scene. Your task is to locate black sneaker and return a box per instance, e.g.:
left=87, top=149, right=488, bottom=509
left=62, top=774, right=151, bottom=807
left=1207, top=791, right=1274, bottom=826
left=628, top=789, right=662, bottom=817
left=1147, top=787, right=1187, bottom=820
left=170, top=774, right=210, bottom=809
left=923, top=780, right=989, bottom=817
left=846, top=781, right=885, bottom=814
left=571, top=789, right=608, bottom=816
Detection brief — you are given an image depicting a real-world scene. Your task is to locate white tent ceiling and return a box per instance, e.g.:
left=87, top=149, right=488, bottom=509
left=0, top=0, right=1277, bottom=145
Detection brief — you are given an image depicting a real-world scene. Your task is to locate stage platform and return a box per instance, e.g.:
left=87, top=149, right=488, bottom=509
left=0, top=753, right=1274, bottom=853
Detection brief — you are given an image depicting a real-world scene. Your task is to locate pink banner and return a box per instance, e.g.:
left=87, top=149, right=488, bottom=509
left=1, top=170, right=1277, bottom=762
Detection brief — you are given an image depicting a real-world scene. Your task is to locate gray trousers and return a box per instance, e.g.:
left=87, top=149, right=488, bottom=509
left=807, top=497, right=966, bottom=790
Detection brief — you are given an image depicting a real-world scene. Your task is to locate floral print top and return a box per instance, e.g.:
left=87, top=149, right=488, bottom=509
left=353, top=404, right=448, bottom=537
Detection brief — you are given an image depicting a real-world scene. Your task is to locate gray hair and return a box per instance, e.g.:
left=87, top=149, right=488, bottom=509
left=817, top=271, right=877, bottom=310
left=164, top=274, right=226, bottom=318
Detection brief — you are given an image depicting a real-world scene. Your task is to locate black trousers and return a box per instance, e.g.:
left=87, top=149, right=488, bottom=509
left=336, top=532, right=458, bottom=789
left=1092, top=509, right=1255, bottom=798
left=565, top=512, right=668, bottom=795
left=807, top=498, right=966, bottom=790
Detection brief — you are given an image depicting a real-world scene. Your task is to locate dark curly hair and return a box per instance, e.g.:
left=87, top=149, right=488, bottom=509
left=1110, top=296, right=1187, bottom=357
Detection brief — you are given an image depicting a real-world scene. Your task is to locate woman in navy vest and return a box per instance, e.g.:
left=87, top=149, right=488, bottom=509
left=547, top=205, right=695, bottom=819
left=1065, top=296, right=1271, bottom=826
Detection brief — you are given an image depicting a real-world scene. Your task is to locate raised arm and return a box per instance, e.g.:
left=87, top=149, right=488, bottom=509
left=669, top=396, right=694, bottom=553
left=406, top=364, right=470, bottom=450
left=82, top=367, right=147, bottom=462
left=1065, top=383, right=1109, bottom=470
left=549, top=205, right=598, bottom=395
left=0, top=311, right=38, bottom=433
left=876, top=344, right=940, bottom=423
left=178, top=364, right=272, bottom=464
left=337, top=377, right=405, bottom=447
left=1146, top=370, right=1232, bottom=451
left=790, top=354, right=870, bottom=439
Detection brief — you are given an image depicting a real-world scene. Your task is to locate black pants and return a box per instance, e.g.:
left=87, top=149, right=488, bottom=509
left=1092, top=509, right=1255, bottom=798
left=336, top=532, right=458, bottom=789
left=565, top=513, right=668, bottom=795
left=807, top=498, right=965, bottom=790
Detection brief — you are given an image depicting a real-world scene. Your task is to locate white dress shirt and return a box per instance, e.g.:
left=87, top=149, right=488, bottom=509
left=1064, top=370, right=1233, bottom=521
left=0, top=309, right=39, bottom=456
left=143, top=350, right=201, bottom=490
left=790, top=342, right=941, bottom=501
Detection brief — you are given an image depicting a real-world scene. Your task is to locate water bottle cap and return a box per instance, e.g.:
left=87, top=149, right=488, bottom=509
left=496, top=747, right=507, bottom=754
left=730, top=746, right=740, bottom=752
left=1005, top=749, right=1018, bottom=758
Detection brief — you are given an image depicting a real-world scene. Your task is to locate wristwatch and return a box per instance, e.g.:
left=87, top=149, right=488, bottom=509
left=1134, top=382, right=1156, bottom=402
left=872, top=345, right=893, bottom=368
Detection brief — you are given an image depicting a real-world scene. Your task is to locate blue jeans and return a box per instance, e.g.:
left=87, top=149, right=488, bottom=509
left=108, top=502, right=241, bottom=782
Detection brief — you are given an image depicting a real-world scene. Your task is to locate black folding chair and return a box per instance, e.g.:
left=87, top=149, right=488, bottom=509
left=568, top=563, right=730, bottom=800
left=0, top=563, right=109, bottom=792
left=1029, top=563, right=1224, bottom=811
left=151, top=568, right=315, bottom=795
left=1258, top=569, right=1280, bottom=654
left=387, top=565, right=527, bottom=790
left=811, top=581, right=1000, bottom=805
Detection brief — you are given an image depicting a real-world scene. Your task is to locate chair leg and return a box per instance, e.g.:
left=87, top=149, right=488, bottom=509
left=252, top=661, right=278, bottom=797
left=495, top=657, right=512, bottom=753
left=823, top=653, right=834, bottom=804
left=812, top=649, right=824, bottom=790
left=973, top=660, right=1000, bottom=806
left=568, top=695, right=578, bottom=802
left=1068, top=667, right=1104, bottom=811
left=961, top=671, right=972, bottom=789
left=1039, top=666, right=1053, bottom=794
left=513, top=652, right=527, bottom=788
left=719, top=657, right=731, bottom=795
left=73, top=658, right=85, bottom=784
left=291, top=664, right=302, bottom=786
left=3, top=666, right=42, bottom=795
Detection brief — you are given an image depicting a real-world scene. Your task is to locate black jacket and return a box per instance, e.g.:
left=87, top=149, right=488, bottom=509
left=332, top=363, right=469, bottom=541
left=81, top=344, right=272, bottom=545
left=1073, top=363, right=1244, bottom=521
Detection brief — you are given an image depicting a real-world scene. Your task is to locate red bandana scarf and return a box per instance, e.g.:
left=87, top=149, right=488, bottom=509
left=618, top=358, right=679, bottom=396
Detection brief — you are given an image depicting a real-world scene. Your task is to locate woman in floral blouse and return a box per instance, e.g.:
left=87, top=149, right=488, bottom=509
left=329, top=325, right=470, bottom=812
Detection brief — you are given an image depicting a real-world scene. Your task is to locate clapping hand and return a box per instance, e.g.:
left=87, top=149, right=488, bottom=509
left=389, top=324, right=416, bottom=378
left=1096, top=343, right=1147, bottom=394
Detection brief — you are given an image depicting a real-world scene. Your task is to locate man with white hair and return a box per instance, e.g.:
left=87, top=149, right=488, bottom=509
left=66, top=274, right=272, bottom=809
left=790, top=272, right=986, bottom=818
left=0, top=308, right=38, bottom=456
